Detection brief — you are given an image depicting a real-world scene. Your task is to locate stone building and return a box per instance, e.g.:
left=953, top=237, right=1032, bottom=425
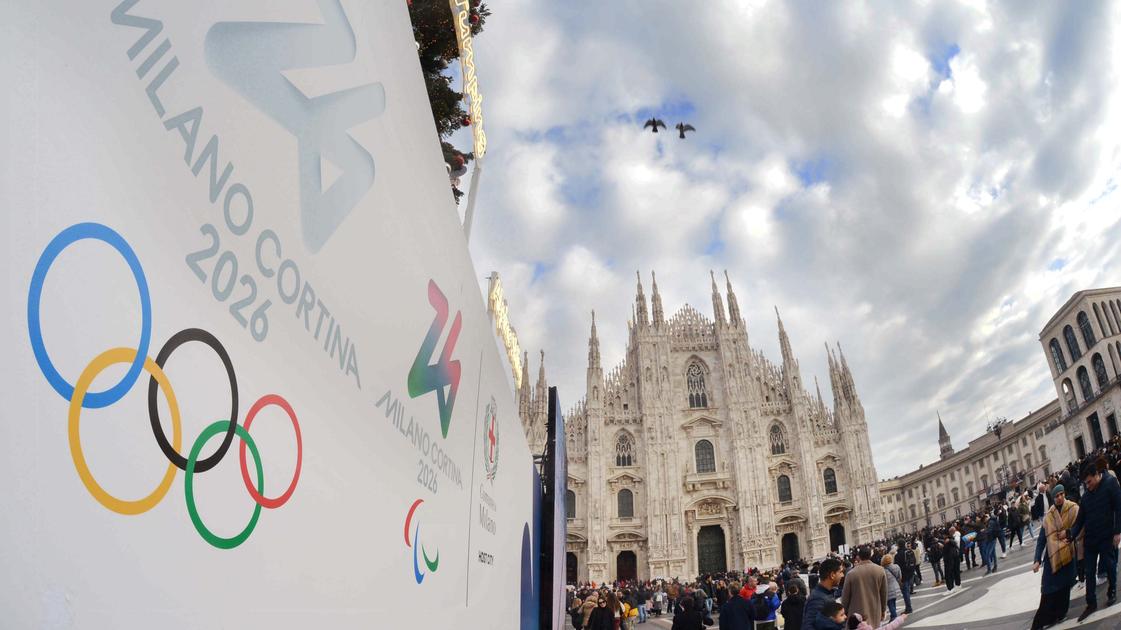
left=533, top=271, right=885, bottom=583
left=879, top=287, right=1121, bottom=535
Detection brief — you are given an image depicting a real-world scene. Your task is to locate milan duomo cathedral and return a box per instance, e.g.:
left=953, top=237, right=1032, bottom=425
left=517, top=271, right=885, bottom=583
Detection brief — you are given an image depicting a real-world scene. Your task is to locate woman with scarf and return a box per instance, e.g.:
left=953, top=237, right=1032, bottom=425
left=1031, top=484, right=1081, bottom=630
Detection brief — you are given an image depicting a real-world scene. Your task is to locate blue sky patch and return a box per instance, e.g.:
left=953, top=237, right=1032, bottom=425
left=931, top=43, right=960, bottom=79
left=1048, top=258, right=1067, bottom=271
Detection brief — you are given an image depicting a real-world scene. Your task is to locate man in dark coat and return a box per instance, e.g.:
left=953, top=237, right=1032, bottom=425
left=1065, top=462, right=1121, bottom=621
left=804, top=558, right=842, bottom=630
left=717, top=581, right=752, bottom=630
left=942, top=535, right=962, bottom=591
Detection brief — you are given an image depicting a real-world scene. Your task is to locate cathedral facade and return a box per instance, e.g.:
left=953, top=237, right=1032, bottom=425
left=522, top=271, right=885, bottom=583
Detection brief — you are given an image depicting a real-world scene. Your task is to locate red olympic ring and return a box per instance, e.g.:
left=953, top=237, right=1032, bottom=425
left=239, top=394, right=302, bottom=509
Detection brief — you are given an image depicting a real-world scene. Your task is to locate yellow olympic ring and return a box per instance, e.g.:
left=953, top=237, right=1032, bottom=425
left=68, top=347, right=182, bottom=515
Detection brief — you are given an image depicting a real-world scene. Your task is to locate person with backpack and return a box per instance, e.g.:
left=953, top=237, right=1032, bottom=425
left=751, top=582, right=781, bottom=624
left=898, top=542, right=916, bottom=613
left=718, top=580, right=753, bottom=630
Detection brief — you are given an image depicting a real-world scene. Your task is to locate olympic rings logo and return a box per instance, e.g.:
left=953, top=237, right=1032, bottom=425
left=27, top=222, right=302, bottom=549
left=404, top=498, right=440, bottom=584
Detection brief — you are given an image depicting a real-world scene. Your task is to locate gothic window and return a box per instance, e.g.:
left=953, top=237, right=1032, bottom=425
left=769, top=424, right=787, bottom=455
left=1077, top=366, right=1094, bottom=401
left=823, top=468, right=838, bottom=495
left=1078, top=311, right=1097, bottom=348
left=777, top=475, right=793, bottom=503
left=695, top=439, right=716, bottom=473
left=566, top=490, right=576, bottom=519
left=1064, top=325, right=1082, bottom=361
left=617, top=489, right=634, bottom=518
left=686, top=363, right=709, bottom=408
left=1061, top=379, right=1077, bottom=412
left=1050, top=338, right=1068, bottom=372
left=1093, top=353, right=1109, bottom=388
left=615, top=432, right=636, bottom=467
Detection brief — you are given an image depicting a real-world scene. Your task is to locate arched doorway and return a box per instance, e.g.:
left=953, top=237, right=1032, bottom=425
left=829, top=524, right=846, bottom=551
left=781, top=533, right=800, bottom=563
left=616, top=550, right=637, bottom=581
left=566, top=552, right=578, bottom=584
left=697, top=525, right=727, bottom=574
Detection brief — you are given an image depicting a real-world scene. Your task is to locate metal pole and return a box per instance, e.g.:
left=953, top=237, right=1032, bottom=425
left=462, top=159, right=483, bottom=242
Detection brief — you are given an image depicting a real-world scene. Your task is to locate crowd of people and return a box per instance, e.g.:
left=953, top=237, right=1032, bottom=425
left=567, top=435, right=1121, bottom=630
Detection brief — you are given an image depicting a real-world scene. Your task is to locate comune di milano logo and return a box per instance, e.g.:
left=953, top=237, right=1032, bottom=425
left=26, top=223, right=303, bottom=549
left=205, top=0, right=386, bottom=253
left=483, top=397, right=499, bottom=482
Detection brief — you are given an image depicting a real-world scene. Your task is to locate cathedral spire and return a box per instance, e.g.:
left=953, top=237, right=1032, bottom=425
left=710, top=270, right=726, bottom=327
left=651, top=271, right=664, bottom=326
left=938, top=411, right=954, bottom=458
left=634, top=271, right=649, bottom=327
left=776, top=307, right=795, bottom=363
left=588, top=310, right=601, bottom=370
left=725, top=270, right=741, bottom=325
left=519, top=350, right=532, bottom=415
left=537, top=349, right=547, bottom=393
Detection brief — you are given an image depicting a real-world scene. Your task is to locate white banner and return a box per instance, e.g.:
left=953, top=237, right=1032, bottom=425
left=0, top=1, right=534, bottom=628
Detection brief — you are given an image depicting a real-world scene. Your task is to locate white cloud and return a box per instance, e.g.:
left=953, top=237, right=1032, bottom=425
left=467, top=0, right=1121, bottom=477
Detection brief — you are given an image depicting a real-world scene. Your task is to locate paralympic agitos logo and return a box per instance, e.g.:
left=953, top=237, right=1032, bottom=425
left=407, top=280, right=462, bottom=438
left=404, top=498, right=440, bottom=584
left=27, top=223, right=302, bottom=549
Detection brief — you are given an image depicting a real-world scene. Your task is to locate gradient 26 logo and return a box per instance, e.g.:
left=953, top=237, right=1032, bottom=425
left=407, top=280, right=462, bottom=438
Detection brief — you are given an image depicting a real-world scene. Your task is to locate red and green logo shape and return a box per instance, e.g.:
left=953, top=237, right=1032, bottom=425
left=407, top=280, right=462, bottom=438
left=483, top=397, right=499, bottom=482
left=405, top=498, right=440, bottom=584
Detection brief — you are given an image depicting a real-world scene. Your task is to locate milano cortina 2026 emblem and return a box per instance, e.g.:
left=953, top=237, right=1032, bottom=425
left=483, top=397, right=499, bottom=482
left=26, top=223, right=302, bottom=549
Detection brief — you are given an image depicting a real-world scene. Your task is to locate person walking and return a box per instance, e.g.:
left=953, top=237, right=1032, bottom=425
left=781, top=583, right=807, bottom=630
left=1021, top=492, right=1037, bottom=539
left=717, top=581, right=752, bottom=630
left=942, top=534, right=962, bottom=591
left=881, top=554, right=903, bottom=621
left=840, top=547, right=888, bottom=629
left=1065, top=462, right=1121, bottom=622
left=805, top=558, right=844, bottom=629
left=898, top=543, right=916, bottom=613
left=928, top=539, right=944, bottom=585
left=669, top=597, right=713, bottom=630
left=1031, top=484, right=1079, bottom=630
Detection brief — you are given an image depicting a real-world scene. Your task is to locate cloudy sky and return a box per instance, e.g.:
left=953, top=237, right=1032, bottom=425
left=454, top=1, right=1121, bottom=478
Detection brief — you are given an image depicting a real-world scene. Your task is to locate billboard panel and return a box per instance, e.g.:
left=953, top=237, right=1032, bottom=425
left=0, top=1, right=533, bottom=627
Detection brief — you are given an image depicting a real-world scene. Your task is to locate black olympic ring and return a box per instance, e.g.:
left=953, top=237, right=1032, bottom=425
left=147, top=328, right=238, bottom=473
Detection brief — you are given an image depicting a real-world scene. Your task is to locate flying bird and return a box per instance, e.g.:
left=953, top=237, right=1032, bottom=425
left=675, top=122, right=696, bottom=139
left=643, top=118, right=667, bottom=133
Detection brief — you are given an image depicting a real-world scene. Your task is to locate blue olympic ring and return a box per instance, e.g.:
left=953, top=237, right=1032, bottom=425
left=27, top=222, right=152, bottom=408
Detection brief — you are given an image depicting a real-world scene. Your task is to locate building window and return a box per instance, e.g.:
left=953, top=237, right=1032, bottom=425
left=770, top=424, right=787, bottom=455
left=615, top=432, right=636, bottom=467
left=1025, top=454, right=1033, bottom=469
left=617, top=489, right=634, bottom=518
left=908, top=488, right=913, bottom=499
left=1093, top=354, right=1109, bottom=389
left=1065, top=325, right=1083, bottom=361
left=952, top=487, right=960, bottom=502
left=981, top=474, right=989, bottom=489
left=695, top=439, right=716, bottom=473
left=1078, top=366, right=1094, bottom=401
left=1063, top=379, right=1077, bottom=410
left=686, top=363, right=709, bottom=408
left=1095, top=303, right=1110, bottom=336
left=1079, top=311, right=1097, bottom=348
left=910, top=505, right=917, bottom=518
left=777, top=475, right=793, bottom=503
left=937, top=494, right=946, bottom=509
left=823, top=468, right=838, bottom=495
left=967, top=481, right=974, bottom=495
left=1050, top=338, right=1068, bottom=372
left=566, top=490, right=576, bottom=519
